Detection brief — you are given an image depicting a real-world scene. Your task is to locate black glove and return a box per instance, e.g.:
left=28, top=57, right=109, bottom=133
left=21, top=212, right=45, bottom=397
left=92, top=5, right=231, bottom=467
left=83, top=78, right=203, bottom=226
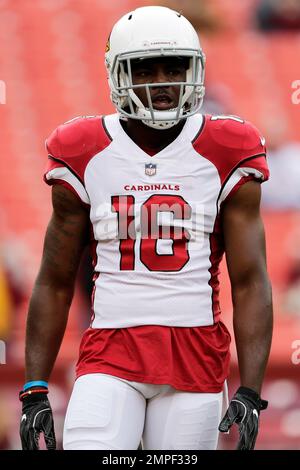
left=218, top=386, right=268, bottom=450
left=20, top=388, right=56, bottom=450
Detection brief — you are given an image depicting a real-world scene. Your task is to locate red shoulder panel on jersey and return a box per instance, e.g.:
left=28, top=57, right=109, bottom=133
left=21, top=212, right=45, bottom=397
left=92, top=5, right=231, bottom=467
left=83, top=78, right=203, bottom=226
left=193, top=115, right=269, bottom=184
left=45, top=115, right=112, bottom=184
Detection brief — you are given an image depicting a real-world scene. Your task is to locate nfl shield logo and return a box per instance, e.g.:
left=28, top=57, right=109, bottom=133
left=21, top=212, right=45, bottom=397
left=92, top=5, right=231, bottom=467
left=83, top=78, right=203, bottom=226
left=145, top=163, right=156, bottom=176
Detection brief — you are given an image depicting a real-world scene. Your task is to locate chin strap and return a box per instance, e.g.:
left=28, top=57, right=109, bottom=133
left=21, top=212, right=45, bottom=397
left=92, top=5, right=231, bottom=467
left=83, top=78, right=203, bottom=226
left=142, top=118, right=179, bottom=130
left=136, top=107, right=183, bottom=130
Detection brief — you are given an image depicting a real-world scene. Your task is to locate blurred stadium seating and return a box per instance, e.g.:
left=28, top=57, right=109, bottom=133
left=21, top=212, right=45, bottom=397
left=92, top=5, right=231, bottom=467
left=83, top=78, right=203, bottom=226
left=0, top=0, right=299, bottom=450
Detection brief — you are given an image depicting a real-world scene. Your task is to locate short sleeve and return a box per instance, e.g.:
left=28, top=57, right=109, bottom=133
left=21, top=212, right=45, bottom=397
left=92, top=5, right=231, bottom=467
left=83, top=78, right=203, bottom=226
left=218, top=154, right=269, bottom=208
left=193, top=115, right=269, bottom=211
left=43, top=159, right=90, bottom=205
left=44, top=125, right=90, bottom=205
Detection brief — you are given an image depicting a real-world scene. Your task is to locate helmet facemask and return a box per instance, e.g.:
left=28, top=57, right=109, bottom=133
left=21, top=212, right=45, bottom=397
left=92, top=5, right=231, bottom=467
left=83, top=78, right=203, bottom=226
left=107, top=49, right=205, bottom=130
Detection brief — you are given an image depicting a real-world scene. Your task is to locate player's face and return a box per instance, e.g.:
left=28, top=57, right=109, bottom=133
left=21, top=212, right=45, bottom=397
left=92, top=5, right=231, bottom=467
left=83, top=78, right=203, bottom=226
left=131, top=57, right=188, bottom=111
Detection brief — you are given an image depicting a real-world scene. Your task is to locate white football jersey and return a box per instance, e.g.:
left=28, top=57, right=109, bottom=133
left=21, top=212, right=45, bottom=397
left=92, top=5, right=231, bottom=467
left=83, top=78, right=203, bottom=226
left=45, top=113, right=269, bottom=329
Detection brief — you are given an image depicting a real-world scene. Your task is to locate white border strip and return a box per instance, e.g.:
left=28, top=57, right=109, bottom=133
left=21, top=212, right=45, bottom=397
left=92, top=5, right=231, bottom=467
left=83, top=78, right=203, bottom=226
left=218, top=166, right=264, bottom=210
left=45, top=166, right=90, bottom=204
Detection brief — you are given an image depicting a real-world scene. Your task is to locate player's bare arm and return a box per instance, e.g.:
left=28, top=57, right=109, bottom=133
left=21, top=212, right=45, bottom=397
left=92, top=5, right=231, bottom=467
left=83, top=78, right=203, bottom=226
left=20, top=184, right=89, bottom=449
left=219, top=180, right=272, bottom=449
left=25, top=184, right=90, bottom=381
left=222, top=180, right=273, bottom=393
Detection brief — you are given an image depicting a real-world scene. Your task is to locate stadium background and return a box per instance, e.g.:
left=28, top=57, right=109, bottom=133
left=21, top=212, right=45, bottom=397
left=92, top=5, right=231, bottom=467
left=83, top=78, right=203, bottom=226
left=0, top=0, right=300, bottom=450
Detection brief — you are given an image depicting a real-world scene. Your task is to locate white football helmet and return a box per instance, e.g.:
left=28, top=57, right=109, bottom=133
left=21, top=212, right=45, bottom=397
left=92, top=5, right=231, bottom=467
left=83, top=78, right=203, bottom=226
left=105, top=6, right=206, bottom=130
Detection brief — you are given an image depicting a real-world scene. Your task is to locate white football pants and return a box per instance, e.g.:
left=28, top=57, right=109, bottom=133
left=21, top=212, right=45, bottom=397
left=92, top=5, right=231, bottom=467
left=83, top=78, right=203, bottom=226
left=63, top=373, right=225, bottom=450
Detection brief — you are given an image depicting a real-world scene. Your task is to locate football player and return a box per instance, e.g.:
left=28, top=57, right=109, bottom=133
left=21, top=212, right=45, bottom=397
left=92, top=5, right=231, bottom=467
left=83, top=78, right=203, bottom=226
left=20, top=6, right=272, bottom=450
